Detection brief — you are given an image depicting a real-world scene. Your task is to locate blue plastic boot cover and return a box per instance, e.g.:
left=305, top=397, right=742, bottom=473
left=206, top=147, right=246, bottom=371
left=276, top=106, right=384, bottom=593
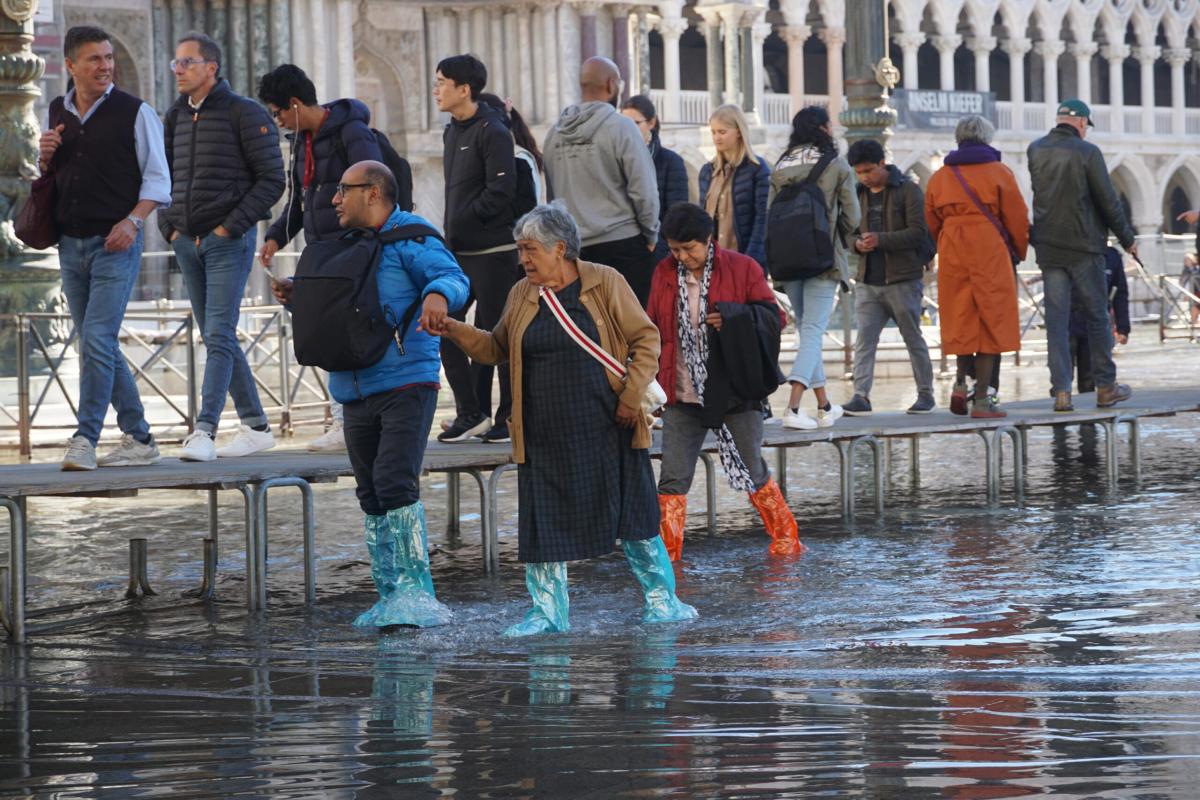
left=503, top=562, right=570, bottom=637
left=363, top=514, right=396, bottom=599
left=354, top=502, right=453, bottom=628
left=622, top=537, right=699, bottom=624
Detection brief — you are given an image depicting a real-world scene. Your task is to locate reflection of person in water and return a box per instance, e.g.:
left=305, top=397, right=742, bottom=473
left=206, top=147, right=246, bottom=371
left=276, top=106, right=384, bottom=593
left=356, top=641, right=438, bottom=793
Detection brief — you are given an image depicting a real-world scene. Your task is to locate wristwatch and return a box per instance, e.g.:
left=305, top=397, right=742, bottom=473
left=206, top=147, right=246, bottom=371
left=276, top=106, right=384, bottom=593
left=126, top=215, right=144, bottom=231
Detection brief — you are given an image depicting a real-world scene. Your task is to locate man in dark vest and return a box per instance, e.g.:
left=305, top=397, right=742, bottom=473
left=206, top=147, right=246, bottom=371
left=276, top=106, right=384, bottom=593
left=38, top=26, right=172, bottom=471
left=160, top=31, right=285, bottom=461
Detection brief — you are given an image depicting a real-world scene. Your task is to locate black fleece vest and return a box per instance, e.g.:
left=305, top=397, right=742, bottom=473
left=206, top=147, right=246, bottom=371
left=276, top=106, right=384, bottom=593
left=51, top=87, right=143, bottom=238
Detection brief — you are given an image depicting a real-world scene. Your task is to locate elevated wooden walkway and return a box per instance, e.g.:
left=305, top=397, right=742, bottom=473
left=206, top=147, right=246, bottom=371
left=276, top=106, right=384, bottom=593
left=2, top=387, right=1196, bottom=642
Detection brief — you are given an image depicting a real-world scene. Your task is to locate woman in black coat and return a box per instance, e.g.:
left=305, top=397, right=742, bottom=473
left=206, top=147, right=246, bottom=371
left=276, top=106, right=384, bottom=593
left=621, top=95, right=689, bottom=267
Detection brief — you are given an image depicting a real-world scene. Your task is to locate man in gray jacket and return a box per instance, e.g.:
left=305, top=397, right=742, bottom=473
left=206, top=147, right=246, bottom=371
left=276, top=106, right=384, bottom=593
left=543, top=57, right=660, bottom=305
left=1027, top=99, right=1137, bottom=412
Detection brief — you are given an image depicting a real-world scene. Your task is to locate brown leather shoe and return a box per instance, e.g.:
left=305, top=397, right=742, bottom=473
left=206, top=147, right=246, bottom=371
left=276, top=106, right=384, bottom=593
left=1054, top=391, right=1074, bottom=412
left=1096, top=383, right=1132, bottom=407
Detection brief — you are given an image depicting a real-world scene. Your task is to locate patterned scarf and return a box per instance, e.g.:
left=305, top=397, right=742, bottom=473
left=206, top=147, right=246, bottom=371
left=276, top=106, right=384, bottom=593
left=676, top=243, right=756, bottom=492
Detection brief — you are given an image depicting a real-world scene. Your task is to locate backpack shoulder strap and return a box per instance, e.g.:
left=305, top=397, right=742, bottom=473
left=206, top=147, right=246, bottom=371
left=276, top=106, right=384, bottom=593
left=802, top=151, right=837, bottom=187
left=379, top=222, right=444, bottom=244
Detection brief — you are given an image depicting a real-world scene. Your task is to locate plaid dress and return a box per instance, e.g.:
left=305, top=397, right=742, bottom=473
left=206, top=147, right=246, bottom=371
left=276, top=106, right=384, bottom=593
left=517, top=280, right=659, bottom=563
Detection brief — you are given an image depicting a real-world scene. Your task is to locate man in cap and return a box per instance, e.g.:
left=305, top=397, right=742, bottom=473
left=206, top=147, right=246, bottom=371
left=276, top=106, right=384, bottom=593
left=1027, top=99, right=1138, bottom=412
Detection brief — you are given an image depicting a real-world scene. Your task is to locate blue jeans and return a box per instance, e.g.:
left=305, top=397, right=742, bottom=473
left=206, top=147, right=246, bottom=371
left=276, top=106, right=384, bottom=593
left=173, top=231, right=267, bottom=434
left=782, top=277, right=838, bottom=389
left=1041, top=253, right=1115, bottom=393
left=58, top=233, right=151, bottom=445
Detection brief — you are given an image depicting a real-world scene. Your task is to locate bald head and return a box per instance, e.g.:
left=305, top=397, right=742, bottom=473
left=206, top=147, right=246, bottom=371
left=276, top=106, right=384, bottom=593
left=335, top=159, right=398, bottom=229
left=580, top=56, right=620, bottom=104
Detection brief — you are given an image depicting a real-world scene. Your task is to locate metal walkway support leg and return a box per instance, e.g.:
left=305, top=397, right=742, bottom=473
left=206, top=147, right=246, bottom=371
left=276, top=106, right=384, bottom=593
left=774, top=447, right=788, bottom=500
left=485, top=465, right=515, bottom=575
left=239, top=485, right=258, bottom=610
left=1, top=498, right=26, bottom=643
left=977, top=430, right=998, bottom=501
left=197, top=538, right=217, bottom=601
left=699, top=452, right=717, bottom=535
left=834, top=440, right=855, bottom=518
left=992, top=426, right=1024, bottom=498
left=254, top=477, right=317, bottom=609
left=446, top=472, right=461, bottom=537
left=1117, top=415, right=1141, bottom=485
left=855, top=436, right=885, bottom=516
left=125, top=538, right=156, bottom=598
left=1099, top=419, right=1119, bottom=488
left=458, top=468, right=489, bottom=574
left=908, top=436, right=921, bottom=486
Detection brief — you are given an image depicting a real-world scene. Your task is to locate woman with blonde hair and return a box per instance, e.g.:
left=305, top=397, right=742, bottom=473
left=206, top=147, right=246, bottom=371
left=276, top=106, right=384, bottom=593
left=698, top=104, right=771, bottom=270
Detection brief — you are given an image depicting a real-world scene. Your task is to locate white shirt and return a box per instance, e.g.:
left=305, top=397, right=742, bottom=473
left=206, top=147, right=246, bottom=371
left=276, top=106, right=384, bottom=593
left=59, top=83, right=172, bottom=208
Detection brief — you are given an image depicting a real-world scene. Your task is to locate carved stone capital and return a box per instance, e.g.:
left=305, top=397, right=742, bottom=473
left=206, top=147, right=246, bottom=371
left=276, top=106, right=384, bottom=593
left=820, top=26, right=845, bottom=48
left=1133, top=45, right=1161, bottom=64
left=1102, top=44, right=1131, bottom=62
left=969, top=36, right=998, bottom=54
left=779, top=24, right=811, bottom=46
left=893, top=31, right=925, bottom=51
left=1164, top=47, right=1192, bottom=67
left=1033, top=40, right=1065, bottom=59
left=1002, top=37, right=1032, bottom=56
left=1069, top=42, right=1099, bottom=59
left=932, top=34, right=962, bottom=55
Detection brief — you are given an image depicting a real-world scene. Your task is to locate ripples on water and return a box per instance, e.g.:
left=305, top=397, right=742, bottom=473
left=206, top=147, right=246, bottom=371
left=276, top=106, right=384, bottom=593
left=2, top=418, right=1200, bottom=798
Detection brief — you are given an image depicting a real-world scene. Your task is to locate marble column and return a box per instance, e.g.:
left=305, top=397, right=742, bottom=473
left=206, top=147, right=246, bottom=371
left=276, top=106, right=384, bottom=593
left=542, top=3, right=562, bottom=121
left=503, top=7, right=519, bottom=102
left=636, top=8, right=651, bottom=95
left=749, top=21, right=770, bottom=121
left=700, top=11, right=723, bottom=112
left=720, top=7, right=742, bottom=107
left=611, top=4, right=632, bottom=99
left=153, top=0, right=173, bottom=111
left=269, top=0, right=289, bottom=66
left=1070, top=41, right=1097, bottom=104
left=229, top=0, right=249, bottom=94
left=840, top=0, right=896, bottom=150
left=210, top=0, right=230, bottom=75
left=250, top=0, right=271, bottom=94
left=821, top=26, right=845, bottom=123
left=1134, top=45, right=1159, bottom=114
left=0, top=0, right=44, bottom=259
left=932, top=34, right=961, bottom=91
left=970, top=36, right=995, bottom=92
left=1003, top=37, right=1030, bottom=125
left=454, top=6, right=471, bottom=55
left=489, top=7, right=505, bottom=95
left=1165, top=47, right=1190, bottom=134
left=472, top=7, right=489, bottom=61
left=578, top=1, right=599, bottom=61
left=531, top=6, right=547, bottom=121
left=1036, top=40, right=1064, bottom=120
left=895, top=31, right=923, bottom=90
left=560, top=2, right=581, bottom=106
left=780, top=25, right=809, bottom=115
left=309, top=0, right=329, bottom=101
left=517, top=5, right=534, bottom=114
left=427, top=8, right=449, bottom=128
left=659, top=17, right=687, bottom=121
left=336, top=0, right=355, bottom=98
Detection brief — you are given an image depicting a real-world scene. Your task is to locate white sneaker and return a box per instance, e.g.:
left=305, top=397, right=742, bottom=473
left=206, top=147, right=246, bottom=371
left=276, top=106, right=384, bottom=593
left=308, top=422, right=346, bottom=452
left=817, top=404, right=844, bottom=428
left=60, top=435, right=97, bottom=471
left=216, top=425, right=276, bottom=458
left=180, top=431, right=217, bottom=462
left=98, top=434, right=161, bottom=467
left=782, top=408, right=818, bottom=430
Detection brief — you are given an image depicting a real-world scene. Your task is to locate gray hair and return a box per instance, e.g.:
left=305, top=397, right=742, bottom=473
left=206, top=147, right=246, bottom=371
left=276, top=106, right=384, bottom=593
left=955, top=115, right=996, bottom=145
left=512, top=202, right=581, bottom=261
left=178, top=31, right=222, bottom=73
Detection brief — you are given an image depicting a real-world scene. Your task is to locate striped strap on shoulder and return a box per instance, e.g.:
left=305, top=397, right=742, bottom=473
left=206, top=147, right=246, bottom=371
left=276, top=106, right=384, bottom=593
left=539, top=286, right=628, bottom=379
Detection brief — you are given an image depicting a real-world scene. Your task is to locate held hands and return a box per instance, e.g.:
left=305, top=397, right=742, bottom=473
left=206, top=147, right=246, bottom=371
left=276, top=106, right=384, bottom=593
left=1177, top=210, right=1200, bottom=226
left=705, top=311, right=723, bottom=331
left=614, top=401, right=640, bottom=429
left=271, top=276, right=294, bottom=305
left=1116, top=332, right=1128, bottom=345
left=103, top=218, right=138, bottom=253
left=416, top=293, right=451, bottom=335
left=260, top=239, right=280, bottom=267
left=38, top=124, right=64, bottom=170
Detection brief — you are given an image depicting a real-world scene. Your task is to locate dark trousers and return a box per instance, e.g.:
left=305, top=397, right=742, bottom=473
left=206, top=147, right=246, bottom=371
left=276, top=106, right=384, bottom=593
left=441, top=249, right=521, bottom=422
left=1071, top=335, right=1095, bottom=392
left=343, top=385, right=437, bottom=516
left=580, top=233, right=656, bottom=307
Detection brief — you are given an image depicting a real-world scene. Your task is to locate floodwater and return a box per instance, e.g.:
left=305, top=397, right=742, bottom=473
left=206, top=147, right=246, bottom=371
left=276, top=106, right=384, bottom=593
left=3, top=344, right=1200, bottom=798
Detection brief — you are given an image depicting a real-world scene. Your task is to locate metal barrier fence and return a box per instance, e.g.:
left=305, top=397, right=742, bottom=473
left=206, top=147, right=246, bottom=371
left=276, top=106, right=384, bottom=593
left=2, top=234, right=1196, bottom=454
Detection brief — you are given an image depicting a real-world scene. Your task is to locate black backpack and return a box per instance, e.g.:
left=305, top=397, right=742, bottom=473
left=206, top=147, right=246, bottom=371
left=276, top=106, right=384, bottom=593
left=765, top=151, right=837, bottom=281
left=336, top=127, right=414, bottom=212
left=513, top=153, right=538, bottom=219
left=290, top=223, right=442, bottom=371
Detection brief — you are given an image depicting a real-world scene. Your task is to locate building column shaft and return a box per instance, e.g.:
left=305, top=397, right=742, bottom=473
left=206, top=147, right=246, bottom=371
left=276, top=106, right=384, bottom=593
left=662, top=26, right=683, bottom=122
left=974, top=50, right=989, bottom=91
left=722, top=15, right=740, bottom=106
left=902, top=44, right=918, bottom=89
left=706, top=21, right=723, bottom=111
left=580, top=10, right=597, bottom=61
left=825, top=30, right=844, bottom=123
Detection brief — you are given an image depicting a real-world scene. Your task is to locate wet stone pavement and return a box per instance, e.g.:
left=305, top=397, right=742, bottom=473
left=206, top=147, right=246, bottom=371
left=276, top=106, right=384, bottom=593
left=2, top=344, right=1200, bottom=798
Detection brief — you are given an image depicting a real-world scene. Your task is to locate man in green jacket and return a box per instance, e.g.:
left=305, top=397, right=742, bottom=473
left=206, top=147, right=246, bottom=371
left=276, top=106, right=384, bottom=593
left=841, top=139, right=935, bottom=416
left=1028, top=99, right=1138, bottom=412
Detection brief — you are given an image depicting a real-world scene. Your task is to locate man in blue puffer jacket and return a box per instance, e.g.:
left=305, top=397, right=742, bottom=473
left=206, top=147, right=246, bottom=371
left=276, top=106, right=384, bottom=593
left=274, top=160, right=469, bottom=629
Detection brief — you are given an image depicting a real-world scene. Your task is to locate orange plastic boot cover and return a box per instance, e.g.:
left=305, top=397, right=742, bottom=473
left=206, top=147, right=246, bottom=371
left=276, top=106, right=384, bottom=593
left=748, top=478, right=806, bottom=556
left=657, top=494, right=687, bottom=562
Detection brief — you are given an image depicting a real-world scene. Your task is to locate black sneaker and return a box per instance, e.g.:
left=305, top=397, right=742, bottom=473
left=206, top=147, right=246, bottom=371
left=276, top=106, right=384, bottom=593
left=479, top=422, right=511, bottom=443
left=437, top=412, right=490, bottom=443
left=842, top=395, right=872, bottom=416
left=906, top=392, right=935, bottom=414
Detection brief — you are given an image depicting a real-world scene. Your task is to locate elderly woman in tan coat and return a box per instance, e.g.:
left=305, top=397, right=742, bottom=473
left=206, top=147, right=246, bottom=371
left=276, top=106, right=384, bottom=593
left=429, top=202, right=697, bottom=636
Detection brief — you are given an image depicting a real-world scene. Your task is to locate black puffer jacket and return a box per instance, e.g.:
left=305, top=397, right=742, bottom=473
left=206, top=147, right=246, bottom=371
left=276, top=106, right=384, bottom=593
left=442, top=102, right=516, bottom=252
left=159, top=79, right=286, bottom=240
left=1027, top=125, right=1136, bottom=262
left=265, top=98, right=382, bottom=246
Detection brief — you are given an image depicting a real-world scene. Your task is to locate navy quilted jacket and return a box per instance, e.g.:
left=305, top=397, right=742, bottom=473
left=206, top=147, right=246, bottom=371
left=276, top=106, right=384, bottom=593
left=698, top=155, right=771, bottom=268
left=651, top=137, right=688, bottom=262
left=266, top=99, right=382, bottom=247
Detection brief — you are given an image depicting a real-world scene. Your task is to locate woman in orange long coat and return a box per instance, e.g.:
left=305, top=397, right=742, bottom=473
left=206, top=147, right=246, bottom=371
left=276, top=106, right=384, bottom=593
left=926, top=115, right=1030, bottom=418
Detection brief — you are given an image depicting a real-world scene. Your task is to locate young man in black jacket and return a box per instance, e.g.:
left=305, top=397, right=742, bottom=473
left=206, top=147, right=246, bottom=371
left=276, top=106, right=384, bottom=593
left=433, top=54, right=520, bottom=444
left=162, top=31, right=285, bottom=462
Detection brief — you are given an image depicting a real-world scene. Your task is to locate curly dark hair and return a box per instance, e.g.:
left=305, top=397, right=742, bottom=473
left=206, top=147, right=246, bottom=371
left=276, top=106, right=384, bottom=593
left=257, top=63, right=318, bottom=108
left=784, top=106, right=836, bottom=157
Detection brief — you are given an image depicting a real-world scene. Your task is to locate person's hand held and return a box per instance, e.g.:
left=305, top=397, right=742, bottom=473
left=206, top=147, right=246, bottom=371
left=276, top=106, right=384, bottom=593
left=260, top=239, right=280, bottom=267
left=615, top=402, right=640, bottom=429
left=417, top=293, right=449, bottom=334
left=271, top=276, right=294, bottom=305
left=1116, top=333, right=1128, bottom=345
left=705, top=311, right=723, bottom=331
left=1177, top=210, right=1200, bottom=225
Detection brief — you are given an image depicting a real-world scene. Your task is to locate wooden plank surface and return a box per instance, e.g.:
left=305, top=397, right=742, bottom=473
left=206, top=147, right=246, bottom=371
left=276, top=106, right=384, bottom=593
left=1, top=388, right=1195, bottom=498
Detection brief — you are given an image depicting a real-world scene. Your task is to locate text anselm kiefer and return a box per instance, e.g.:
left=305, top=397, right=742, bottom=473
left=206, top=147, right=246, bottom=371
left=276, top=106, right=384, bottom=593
left=907, top=91, right=986, bottom=114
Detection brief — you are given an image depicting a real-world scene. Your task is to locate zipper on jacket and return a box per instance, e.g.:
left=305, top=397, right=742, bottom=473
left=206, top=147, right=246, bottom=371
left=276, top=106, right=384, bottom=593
left=184, top=108, right=200, bottom=234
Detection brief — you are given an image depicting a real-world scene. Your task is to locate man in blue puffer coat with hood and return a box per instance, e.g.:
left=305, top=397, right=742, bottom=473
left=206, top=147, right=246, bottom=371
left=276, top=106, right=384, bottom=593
left=274, top=160, right=469, bottom=629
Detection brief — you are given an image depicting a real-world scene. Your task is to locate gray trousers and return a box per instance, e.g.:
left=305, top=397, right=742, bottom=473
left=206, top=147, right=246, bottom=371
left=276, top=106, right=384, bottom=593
left=852, top=278, right=935, bottom=398
left=657, top=404, right=770, bottom=495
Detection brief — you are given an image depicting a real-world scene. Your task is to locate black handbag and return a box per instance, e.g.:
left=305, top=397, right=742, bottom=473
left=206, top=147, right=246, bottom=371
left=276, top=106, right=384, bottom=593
left=15, top=169, right=58, bottom=250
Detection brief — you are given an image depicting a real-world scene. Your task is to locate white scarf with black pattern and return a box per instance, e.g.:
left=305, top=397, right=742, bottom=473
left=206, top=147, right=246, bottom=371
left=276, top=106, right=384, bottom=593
left=676, top=243, right=756, bottom=492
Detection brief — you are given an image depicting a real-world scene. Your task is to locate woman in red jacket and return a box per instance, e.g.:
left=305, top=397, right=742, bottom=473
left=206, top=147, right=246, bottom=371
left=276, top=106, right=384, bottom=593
left=647, top=203, right=804, bottom=562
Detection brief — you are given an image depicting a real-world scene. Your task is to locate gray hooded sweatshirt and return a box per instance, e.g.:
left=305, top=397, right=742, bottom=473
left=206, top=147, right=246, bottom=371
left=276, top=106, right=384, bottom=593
left=543, top=100, right=660, bottom=247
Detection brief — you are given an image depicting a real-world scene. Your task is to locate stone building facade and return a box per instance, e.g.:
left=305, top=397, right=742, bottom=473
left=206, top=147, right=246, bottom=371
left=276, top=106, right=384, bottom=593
left=31, top=0, right=1200, bottom=295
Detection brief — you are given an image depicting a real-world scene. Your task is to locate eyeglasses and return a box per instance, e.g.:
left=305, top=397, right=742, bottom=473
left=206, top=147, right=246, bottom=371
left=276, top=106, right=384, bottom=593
left=170, top=58, right=212, bottom=71
left=334, top=182, right=374, bottom=196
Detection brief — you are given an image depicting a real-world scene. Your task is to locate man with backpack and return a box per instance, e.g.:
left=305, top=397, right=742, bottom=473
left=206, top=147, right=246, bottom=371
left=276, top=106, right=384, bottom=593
left=256, top=63, right=412, bottom=452
left=272, top=160, right=469, bottom=628
left=433, top=54, right=521, bottom=444
left=841, top=139, right=936, bottom=416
